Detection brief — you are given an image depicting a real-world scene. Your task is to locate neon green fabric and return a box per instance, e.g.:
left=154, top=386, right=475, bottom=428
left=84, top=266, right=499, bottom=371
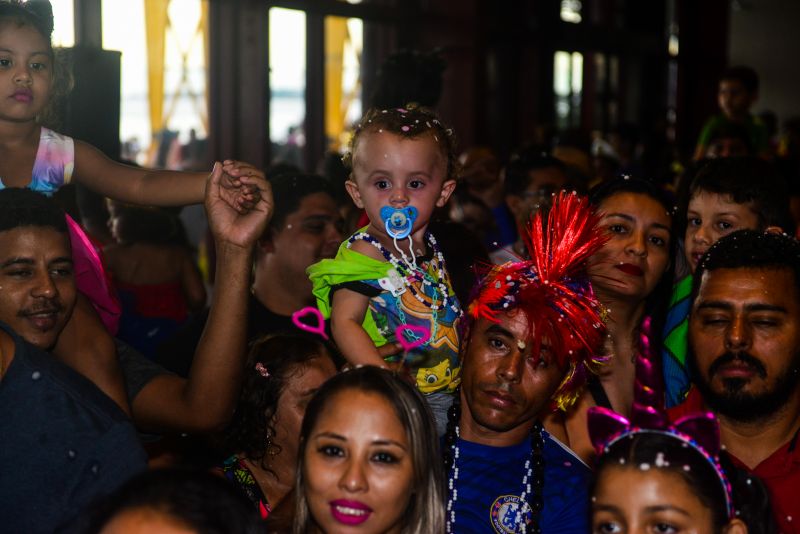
left=307, top=242, right=392, bottom=346
left=662, top=274, right=693, bottom=407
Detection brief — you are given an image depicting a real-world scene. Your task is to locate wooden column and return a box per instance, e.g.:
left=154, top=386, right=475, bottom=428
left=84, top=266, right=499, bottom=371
left=73, top=0, right=102, bottom=48
left=208, top=0, right=270, bottom=169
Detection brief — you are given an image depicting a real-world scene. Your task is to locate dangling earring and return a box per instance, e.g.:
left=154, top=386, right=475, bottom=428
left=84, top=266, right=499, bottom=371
left=264, top=432, right=274, bottom=457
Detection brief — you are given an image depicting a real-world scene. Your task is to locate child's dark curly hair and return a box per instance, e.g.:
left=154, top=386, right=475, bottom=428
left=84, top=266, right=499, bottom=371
left=343, top=105, right=459, bottom=181
left=221, top=332, right=338, bottom=475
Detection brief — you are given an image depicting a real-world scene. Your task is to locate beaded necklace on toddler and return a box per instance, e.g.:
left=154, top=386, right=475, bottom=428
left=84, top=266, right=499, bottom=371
left=347, top=230, right=460, bottom=343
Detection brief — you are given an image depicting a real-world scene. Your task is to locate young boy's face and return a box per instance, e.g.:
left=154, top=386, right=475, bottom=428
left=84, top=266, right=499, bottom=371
left=718, top=79, right=754, bottom=120
left=685, top=191, right=759, bottom=272
left=345, top=129, right=456, bottom=239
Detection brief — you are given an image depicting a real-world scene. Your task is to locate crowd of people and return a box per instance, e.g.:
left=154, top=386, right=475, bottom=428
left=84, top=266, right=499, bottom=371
left=1, top=1, right=800, bottom=533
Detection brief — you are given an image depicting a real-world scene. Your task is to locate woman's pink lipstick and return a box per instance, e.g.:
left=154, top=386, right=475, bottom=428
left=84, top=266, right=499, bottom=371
left=614, top=263, right=644, bottom=276
left=330, top=499, right=372, bottom=526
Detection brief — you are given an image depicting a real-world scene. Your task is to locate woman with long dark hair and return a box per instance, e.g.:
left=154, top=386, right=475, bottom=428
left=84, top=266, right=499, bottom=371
left=217, top=333, right=338, bottom=520
left=549, top=177, right=676, bottom=463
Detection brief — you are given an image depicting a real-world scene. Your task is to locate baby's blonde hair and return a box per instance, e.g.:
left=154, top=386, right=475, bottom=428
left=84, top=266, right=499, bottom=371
left=343, top=105, right=459, bottom=180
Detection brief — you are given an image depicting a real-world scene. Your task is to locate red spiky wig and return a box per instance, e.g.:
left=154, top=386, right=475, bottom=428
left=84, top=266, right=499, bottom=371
left=467, top=191, right=608, bottom=410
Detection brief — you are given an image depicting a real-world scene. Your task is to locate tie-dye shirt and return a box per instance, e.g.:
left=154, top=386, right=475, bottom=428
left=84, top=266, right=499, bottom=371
left=0, top=127, right=74, bottom=196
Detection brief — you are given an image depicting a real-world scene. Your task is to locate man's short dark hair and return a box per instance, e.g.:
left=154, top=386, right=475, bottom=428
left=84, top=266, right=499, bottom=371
left=689, top=158, right=793, bottom=231
left=267, top=173, right=337, bottom=234
left=721, top=66, right=759, bottom=94
left=504, top=149, right=566, bottom=197
left=692, top=230, right=800, bottom=303
left=0, top=188, right=67, bottom=234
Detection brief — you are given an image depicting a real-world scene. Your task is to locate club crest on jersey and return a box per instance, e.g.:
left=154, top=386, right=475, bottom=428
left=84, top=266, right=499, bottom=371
left=490, top=495, right=531, bottom=533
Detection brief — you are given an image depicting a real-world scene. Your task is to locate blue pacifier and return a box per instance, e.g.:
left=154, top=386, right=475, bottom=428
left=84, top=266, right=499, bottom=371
left=380, top=206, right=418, bottom=239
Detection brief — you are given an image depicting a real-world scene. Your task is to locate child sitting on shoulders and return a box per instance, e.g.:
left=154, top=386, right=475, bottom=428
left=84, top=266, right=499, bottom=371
left=308, top=106, right=460, bottom=435
left=694, top=66, right=770, bottom=160
left=0, top=0, right=263, bottom=410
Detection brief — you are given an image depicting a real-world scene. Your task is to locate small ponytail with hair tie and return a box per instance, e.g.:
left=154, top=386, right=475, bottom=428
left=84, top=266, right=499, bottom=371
left=254, top=362, right=270, bottom=378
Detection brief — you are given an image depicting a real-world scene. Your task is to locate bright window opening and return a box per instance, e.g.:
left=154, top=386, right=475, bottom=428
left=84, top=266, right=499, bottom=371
left=325, top=15, right=363, bottom=152
left=554, top=50, right=583, bottom=130
left=51, top=0, right=74, bottom=47
left=269, top=7, right=307, bottom=167
left=103, top=0, right=208, bottom=168
left=560, top=0, right=582, bottom=24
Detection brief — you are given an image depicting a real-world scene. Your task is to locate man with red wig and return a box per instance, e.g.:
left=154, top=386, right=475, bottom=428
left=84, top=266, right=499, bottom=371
left=443, top=192, right=607, bottom=534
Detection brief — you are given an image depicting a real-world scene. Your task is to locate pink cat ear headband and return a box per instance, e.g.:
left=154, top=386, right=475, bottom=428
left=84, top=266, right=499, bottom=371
left=587, top=328, right=734, bottom=519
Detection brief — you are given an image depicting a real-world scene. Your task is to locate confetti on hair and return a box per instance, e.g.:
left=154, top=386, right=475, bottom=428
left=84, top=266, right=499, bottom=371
left=467, top=191, right=609, bottom=409
left=587, top=328, right=736, bottom=519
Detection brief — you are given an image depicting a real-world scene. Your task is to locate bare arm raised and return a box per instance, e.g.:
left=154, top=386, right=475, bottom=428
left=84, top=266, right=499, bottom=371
left=131, top=163, right=273, bottom=432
